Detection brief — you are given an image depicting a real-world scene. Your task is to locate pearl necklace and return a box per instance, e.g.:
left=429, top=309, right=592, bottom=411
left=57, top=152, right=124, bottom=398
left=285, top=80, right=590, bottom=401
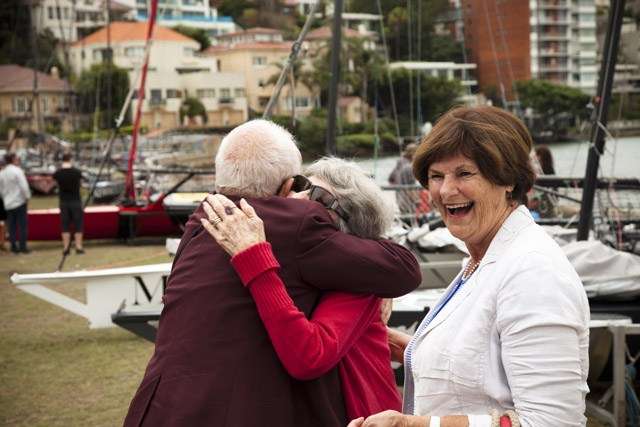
left=462, top=258, right=481, bottom=281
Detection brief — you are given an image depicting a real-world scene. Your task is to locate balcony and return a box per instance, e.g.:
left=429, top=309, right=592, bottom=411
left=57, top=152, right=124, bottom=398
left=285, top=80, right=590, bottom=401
left=538, top=48, right=569, bottom=57
left=538, top=32, right=570, bottom=41
left=149, top=98, right=166, bottom=107
left=218, top=97, right=234, bottom=105
left=538, top=0, right=568, bottom=9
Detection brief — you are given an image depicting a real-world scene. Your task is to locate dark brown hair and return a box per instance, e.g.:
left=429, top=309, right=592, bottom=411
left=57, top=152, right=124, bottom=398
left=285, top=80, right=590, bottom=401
left=535, top=145, right=555, bottom=175
left=413, top=106, right=535, bottom=204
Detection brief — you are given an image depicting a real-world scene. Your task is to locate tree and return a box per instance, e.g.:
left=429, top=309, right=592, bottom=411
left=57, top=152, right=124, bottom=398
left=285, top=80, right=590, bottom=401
left=375, top=69, right=462, bottom=134
left=75, top=63, right=130, bottom=129
left=515, top=79, right=591, bottom=137
left=266, top=57, right=316, bottom=123
left=0, top=0, right=69, bottom=76
left=180, top=97, right=207, bottom=124
left=172, top=25, right=211, bottom=51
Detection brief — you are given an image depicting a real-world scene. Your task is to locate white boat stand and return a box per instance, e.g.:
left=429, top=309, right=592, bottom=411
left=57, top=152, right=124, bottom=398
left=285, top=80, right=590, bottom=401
left=586, top=316, right=640, bottom=427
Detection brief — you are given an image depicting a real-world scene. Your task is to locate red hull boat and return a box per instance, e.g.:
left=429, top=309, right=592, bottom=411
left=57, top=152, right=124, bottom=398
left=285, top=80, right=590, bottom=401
left=28, top=199, right=182, bottom=241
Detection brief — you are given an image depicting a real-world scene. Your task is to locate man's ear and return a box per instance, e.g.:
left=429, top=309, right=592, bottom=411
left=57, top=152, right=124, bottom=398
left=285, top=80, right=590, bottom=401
left=277, top=177, right=294, bottom=197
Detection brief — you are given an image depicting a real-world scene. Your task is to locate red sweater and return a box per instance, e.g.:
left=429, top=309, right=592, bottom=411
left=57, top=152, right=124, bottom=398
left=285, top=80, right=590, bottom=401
left=231, top=242, right=402, bottom=420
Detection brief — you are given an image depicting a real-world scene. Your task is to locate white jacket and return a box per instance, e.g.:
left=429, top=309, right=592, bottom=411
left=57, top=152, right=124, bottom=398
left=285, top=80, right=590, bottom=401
left=0, top=164, right=31, bottom=210
left=403, top=205, right=590, bottom=427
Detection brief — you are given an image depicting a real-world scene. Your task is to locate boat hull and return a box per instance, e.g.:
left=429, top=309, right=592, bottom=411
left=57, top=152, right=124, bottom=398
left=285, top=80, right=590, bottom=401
left=28, top=202, right=182, bottom=240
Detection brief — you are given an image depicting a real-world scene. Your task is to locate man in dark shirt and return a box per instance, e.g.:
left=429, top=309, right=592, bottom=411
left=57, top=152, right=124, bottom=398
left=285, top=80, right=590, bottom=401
left=53, top=153, right=84, bottom=254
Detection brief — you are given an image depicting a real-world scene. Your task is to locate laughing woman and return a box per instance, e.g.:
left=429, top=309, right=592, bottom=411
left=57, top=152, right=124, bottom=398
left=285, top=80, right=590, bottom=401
left=350, top=106, right=590, bottom=427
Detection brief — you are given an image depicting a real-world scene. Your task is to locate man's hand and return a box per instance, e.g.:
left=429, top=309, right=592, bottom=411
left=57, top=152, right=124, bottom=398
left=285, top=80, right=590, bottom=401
left=200, top=194, right=266, bottom=257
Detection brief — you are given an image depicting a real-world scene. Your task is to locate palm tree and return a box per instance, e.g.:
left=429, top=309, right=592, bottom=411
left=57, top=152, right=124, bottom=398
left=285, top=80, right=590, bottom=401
left=266, top=57, right=316, bottom=124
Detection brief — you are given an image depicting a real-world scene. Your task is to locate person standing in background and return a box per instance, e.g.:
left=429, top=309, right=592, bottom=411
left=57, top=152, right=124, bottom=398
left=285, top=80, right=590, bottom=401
left=53, top=153, right=84, bottom=254
left=0, top=157, right=7, bottom=251
left=0, top=153, right=31, bottom=254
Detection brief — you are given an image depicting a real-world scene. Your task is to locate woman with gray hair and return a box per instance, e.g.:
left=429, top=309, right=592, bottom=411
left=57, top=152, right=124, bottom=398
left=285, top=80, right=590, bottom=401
left=201, top=157, right=402, bottom=420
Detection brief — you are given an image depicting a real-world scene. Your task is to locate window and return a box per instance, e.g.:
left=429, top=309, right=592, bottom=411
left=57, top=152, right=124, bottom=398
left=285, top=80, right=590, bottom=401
left=295, top=96, right=309, bottom=108
left=12, top=97, right=28, bottom=113
left=125, top=46, right=144, bottom=57
left=48, top=7, right=54, bottom=19
left=234, top=88, right=245, bottom=97
left=196, top=88, right=216, bottom=98
left=150, top=89, right=163, bottom=105
left=92, top=49, right=102, bottom=61
left=41, top=97, right=49, bottom=113
left=252, top=56, right=267, bottom=66
left=183, top=47, right=197, bottom=57
left=258, top=97, right=269, bottom=108
left=166, top=89, right=182, bottom=99
left=56, top=7, right=61, bottom=19
left=219, top=88, right=231, bottom=102
left=64, top=7, right=69, bottom=19
left=183, top=11, right=204, bottom=17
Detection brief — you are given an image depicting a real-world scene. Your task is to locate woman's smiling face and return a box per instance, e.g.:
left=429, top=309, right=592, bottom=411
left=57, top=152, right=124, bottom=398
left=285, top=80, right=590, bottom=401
left=427, top=153, right=514, bottom=258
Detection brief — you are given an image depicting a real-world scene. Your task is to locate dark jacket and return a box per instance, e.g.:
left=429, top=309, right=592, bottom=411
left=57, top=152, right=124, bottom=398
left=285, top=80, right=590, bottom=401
left=123, top=196, right=420, bottom=427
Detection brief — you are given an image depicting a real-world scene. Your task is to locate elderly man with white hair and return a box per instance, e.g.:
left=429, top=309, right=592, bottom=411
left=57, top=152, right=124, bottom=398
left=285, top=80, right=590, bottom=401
left=123, top=120, right=421, bottom=427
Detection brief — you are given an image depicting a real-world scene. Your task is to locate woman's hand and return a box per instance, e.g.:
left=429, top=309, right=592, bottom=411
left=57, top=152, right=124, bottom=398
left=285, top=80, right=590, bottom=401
left=200, top=194, right=266, bottom=257
left=347, top=411, right=426, bottom=427
left=380, top=299, right=393, bottom=325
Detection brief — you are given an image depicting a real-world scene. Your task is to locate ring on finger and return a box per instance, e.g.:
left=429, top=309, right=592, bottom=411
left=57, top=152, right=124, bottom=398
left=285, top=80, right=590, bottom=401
left=209, top=216, right=222, bottom=226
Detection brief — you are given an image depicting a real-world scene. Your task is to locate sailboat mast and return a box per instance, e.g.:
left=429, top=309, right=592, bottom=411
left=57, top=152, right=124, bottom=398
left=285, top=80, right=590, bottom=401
left=125, top=0, right=159, bottom=201
left=577, top=0, right=626, bottom=240
left=326, top=0, right=343, bottom=155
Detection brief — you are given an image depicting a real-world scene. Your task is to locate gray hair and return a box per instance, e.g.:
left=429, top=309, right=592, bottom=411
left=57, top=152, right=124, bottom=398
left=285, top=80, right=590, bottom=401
left=215, top=119, right=302, bottom=197
left=306, top=157, right=394, bottom=239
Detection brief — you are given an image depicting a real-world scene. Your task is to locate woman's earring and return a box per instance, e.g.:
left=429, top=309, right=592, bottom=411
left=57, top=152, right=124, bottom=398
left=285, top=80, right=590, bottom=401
left=506, top=191, right=512, bottom=200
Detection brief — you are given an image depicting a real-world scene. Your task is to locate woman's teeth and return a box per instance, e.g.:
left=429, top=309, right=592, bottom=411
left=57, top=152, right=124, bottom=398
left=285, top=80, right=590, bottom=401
left=446, top=202, right=473, bottom=215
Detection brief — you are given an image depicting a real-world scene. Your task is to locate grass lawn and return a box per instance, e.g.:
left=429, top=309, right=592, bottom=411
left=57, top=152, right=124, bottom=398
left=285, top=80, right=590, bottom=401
left=0, top=238, right=171, bottom=426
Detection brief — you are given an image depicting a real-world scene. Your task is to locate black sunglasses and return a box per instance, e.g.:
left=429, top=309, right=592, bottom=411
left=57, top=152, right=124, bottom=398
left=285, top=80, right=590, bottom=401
left=308, top=185, right=350, bottom=223
left=284, top=175, right=350, bottom=222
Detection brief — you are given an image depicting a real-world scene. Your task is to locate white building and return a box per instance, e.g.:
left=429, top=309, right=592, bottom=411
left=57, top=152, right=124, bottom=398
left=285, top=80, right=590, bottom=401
left=69, top=21, right=247, bottom=129
left=120, top=0, right=236, bottom=39
left=32, top=0, right=132, bottom=42
left=529, top=0, right=598, bottom=94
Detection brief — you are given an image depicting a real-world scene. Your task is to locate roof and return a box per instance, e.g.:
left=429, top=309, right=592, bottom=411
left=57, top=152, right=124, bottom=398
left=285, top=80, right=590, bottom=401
left=306, top=26, right=365, bottom=40
left=204, top=41, right=292, bottom=54
left=72, top=21, right=194, bottom=47
left=0, top=65, right=71, bottom=93
left=215, top=26, right=283, bottom=39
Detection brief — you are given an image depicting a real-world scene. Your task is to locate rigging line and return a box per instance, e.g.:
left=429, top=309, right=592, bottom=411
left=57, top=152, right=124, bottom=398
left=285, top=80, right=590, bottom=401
left=494, top=0, right=520, bottom=106
left=416, top=0, right=422, bottom=128
left=408, top=0, right=415, bottom=137
left=375, top=0, right=402, bottom=153
left=481, top=0, right=507, bottom=107
left=458, top=2, right=473, bottom=97
left=263, top=0, right=319, bottom=119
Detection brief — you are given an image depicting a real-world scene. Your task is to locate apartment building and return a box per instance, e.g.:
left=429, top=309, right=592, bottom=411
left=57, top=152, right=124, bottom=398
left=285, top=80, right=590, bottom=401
left=69, top=22, right=247, bottom=129
left=460, top=0, right=598, bottom=101
left=0, top=65, right=74, bottom=133
left=32, top=0, right=132, bottom=42
left=205, top=28, right=317, bottom=117
left=530, top=0, right=598, bottom=94
left=129, top=0, right=236, bottom=38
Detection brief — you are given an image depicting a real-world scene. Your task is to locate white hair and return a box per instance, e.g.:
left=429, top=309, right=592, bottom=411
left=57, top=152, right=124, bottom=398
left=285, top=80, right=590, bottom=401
left=306, top=157, right=394, bottom=239
left=215, top=119, right=302, bottom=197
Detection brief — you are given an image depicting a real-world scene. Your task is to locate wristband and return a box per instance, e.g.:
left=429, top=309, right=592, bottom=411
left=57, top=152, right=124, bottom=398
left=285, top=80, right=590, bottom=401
left=429, top=416, right=440, bottom=427
left=468, top=414, right=493, bottom=426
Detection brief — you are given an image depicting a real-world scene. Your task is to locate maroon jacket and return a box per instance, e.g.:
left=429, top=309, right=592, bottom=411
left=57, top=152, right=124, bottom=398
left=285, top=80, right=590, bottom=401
left=123, top=196, right=420, bottom=427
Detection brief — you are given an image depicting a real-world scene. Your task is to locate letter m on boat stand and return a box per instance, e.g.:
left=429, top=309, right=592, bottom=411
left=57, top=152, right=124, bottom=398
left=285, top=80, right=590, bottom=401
left=133, top=275, right=167, bottom=305
left=10, top=263, right=171, bottom=329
